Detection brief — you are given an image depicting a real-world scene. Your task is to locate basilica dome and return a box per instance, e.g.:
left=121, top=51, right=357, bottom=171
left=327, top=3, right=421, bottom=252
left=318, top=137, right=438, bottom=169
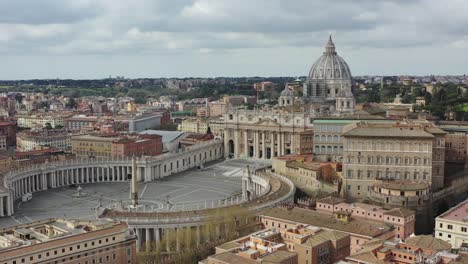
left=308, top=36, right=352, bottom=80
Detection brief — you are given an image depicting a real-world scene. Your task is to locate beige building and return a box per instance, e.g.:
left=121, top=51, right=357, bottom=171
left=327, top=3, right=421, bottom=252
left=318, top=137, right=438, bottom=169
left=272, top=155, right=340, bottom=194
left=312, top=119, right=393, bottom=162
left=435, top=199, right=468, bottom=249
left=71, top=135, right=116, bottom=158
left=17, top=114, right=67, bottom=129
left=208, top=100, right=227, bottom=117
left=179, top=118, right=209, bottom=134
left=217, top=109, right=313, bottom=159
left=17, top=129, right=72, bottom=152
left=0, top=218, right=137, bottom=264
left=342, top=122, right=446, bottom=200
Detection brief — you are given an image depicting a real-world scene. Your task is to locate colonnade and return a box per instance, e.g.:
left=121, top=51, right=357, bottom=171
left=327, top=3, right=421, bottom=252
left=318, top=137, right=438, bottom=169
left=2, top=139, right=224, bottom=217
left=134, top=225, right=204, bottom=252
left=11, top=165, right=135, bottom=200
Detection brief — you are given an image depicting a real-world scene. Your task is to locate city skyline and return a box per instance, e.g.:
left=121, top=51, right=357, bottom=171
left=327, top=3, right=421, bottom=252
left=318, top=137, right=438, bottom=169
left=1, top=0, right=468, bottom=79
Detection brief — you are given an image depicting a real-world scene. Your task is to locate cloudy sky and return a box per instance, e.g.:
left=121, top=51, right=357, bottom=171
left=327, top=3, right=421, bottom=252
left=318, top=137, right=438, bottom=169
left=1, top=0, right=467, bottom=79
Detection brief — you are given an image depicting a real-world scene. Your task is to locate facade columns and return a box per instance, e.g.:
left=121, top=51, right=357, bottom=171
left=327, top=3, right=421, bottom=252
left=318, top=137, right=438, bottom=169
left=165, top=229, right=170, bottom=252
left=281, top=132, right=286, bottom=155
left=270, top=132, right=274, bottom=158
left=244, top=131, right=249, bottom=158
left=0, top=197, right=4, bottom=217
left=196, top=226, right=201, bottom=245
left=7, top=196, right=12, bottom=216
left=261, top=131, right=266, bottom=159
left=234, top=129, right=240, bottom=158
left=254, top=131, right=260, bottom=159
left=176, top=228, right=181, bottom=251
left=223, top=130, right=229, bottom=157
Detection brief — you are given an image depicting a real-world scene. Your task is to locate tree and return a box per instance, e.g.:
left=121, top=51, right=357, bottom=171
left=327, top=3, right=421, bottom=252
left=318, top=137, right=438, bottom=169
left=65, top=97, right=77, bottom=109
left=44, top=122, right=53, bottom=129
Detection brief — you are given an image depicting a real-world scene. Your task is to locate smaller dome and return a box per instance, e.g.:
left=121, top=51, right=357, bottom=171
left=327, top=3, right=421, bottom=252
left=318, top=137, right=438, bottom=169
left=280, top=88, right=294, bottom=97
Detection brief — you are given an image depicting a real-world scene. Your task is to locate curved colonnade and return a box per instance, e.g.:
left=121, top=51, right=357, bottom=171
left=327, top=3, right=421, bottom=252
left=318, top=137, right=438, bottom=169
left=100, top=167, right=295, bottom=252
left=0, top=139, right=224, bottom=217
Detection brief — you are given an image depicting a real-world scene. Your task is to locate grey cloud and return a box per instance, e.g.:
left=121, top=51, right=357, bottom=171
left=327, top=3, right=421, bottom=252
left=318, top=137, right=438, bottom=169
left=0, top=0, right=102, bottom=24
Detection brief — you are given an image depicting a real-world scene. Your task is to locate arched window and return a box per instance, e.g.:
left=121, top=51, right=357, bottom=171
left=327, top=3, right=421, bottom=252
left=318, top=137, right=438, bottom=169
left=386, top=157, right=392, bottom=164
left=404, top=157, right=410, bottom=165
left=376, top=171, right=382, bottom=178
left=376, top=156, right=382, bottom=164
left=395, top=171, right=401, bottom=179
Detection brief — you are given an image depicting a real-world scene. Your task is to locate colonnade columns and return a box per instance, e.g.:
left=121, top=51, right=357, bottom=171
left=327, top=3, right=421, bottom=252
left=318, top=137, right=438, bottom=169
left=136, top=229, right=142, bottom=251
left=196, top=226, right=200, bottom=245
left=176, top=228, right=181, bottom=251
left=145, top=228, right=151, bottom=251
left=154, top=228, right=160, bottom=249
left=166, top=229, right=170, bottom=252
left=7, top=195, right=13, bottom=216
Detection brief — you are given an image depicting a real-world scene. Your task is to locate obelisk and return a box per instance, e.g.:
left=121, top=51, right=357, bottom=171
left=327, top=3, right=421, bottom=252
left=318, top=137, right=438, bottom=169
left=131, top=156, right=138, bottom=207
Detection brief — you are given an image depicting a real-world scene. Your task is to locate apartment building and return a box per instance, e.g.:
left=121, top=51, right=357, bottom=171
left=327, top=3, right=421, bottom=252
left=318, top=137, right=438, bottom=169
left=17, top=114, right=67, bottom=129
left=316, top=196, right=416, bottom=240
left=0, top=218, right=137, bottom=264
left=16, top=129, right=72, bottom=152
left=435, top=199, right=468, bottom=249
left=345, top=235, right=463, bottom=264
left=342, top=122, right=446, bottom=200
